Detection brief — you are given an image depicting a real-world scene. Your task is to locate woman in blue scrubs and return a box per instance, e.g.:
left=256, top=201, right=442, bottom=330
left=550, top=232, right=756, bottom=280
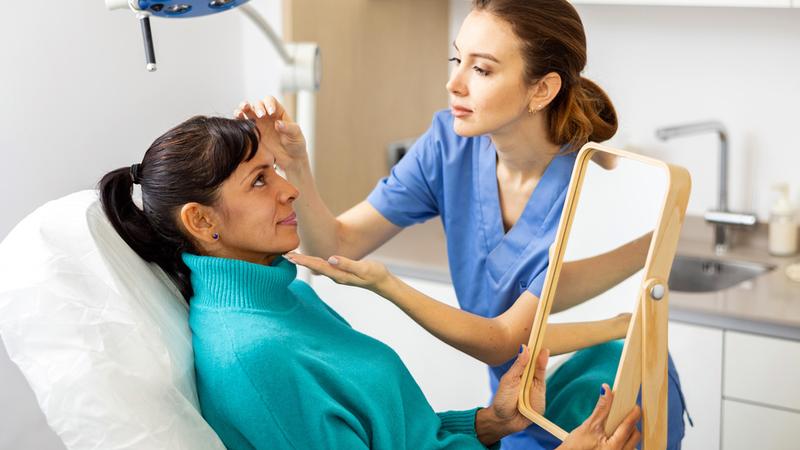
left=237, top=0, right=687, bottom=448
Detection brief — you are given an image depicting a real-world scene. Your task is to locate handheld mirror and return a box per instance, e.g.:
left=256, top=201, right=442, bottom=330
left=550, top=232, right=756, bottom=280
left=518, top=143, right=691, bottom=449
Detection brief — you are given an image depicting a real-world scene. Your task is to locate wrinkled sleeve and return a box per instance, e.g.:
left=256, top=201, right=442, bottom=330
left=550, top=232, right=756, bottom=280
left=436, top=409, right=500, bottom=450
left=526, top=268, right=548, bottom=298
left=367, top=125, right=443, bottom=227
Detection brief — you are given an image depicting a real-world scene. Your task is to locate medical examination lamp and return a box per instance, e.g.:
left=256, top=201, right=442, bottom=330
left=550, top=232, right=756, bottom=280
left=104, top=0, right=321, bottom=170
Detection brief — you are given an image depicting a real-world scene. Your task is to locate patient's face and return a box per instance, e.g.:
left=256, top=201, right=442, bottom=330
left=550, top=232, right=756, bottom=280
left=211, top=145, right=300, bottom=265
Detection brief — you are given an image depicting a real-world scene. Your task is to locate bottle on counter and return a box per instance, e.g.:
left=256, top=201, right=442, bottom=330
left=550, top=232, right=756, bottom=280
left=768, top=183, right=798, bottom=256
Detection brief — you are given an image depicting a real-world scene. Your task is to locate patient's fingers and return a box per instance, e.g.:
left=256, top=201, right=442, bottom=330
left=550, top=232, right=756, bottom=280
left=586, top=384, right=613, bottom=429
left=622, top=428, right=641, bottom=450
left=533, top=348, right=549, bottom=382
left=504, top=345, right=531, bottom=382
left=607, top=404, right=641, bottom=449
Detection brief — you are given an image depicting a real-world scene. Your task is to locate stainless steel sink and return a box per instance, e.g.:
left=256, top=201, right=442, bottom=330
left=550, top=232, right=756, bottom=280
left=669, top=255, right=775, bottom=293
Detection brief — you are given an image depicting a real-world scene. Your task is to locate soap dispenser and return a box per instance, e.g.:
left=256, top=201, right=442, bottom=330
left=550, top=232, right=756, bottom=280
left=768, top=183, right=798, bottom=256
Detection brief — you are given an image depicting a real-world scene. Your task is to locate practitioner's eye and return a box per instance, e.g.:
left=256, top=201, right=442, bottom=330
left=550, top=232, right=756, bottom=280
left=448, top=57, right=461, bottom=65
left=473, top=66, right=490, bottom=77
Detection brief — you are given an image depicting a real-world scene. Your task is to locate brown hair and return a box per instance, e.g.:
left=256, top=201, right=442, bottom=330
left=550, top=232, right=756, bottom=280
left=98, top=116, right=260, bottom=301
left=473, top=0, right=617, bottom=151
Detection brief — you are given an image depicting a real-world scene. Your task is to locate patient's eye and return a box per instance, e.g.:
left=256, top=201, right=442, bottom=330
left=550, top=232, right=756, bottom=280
left=253, top=174, right=266, bottom=187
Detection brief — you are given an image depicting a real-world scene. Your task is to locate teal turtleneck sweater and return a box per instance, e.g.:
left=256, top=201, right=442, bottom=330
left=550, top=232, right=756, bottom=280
left=184, top=253, right=495, bottom=450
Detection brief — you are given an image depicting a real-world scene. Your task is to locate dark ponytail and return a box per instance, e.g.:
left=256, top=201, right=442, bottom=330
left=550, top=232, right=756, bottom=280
left=98, top=116, right=260, bottom=302
left=473, top=0, right=618, bottom=151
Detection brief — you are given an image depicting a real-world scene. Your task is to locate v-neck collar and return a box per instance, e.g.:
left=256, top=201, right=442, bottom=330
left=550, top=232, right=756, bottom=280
left=477, top=139, right=576, bottom=282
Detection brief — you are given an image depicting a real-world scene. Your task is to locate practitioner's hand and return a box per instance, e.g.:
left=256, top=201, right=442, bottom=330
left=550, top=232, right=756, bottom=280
left=476, top=346, right=549, bottom=445
left=234, top=96, right=308, bottom=172
left=557, top=386, right=641, bottom=450
left=284, top=252, right=392, bottom=293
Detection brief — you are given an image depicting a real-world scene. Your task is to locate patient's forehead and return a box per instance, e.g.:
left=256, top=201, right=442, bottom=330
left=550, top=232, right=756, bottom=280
left=227, top=147, right=276, bottom=190
left=238, top=147, right=275, bottom=171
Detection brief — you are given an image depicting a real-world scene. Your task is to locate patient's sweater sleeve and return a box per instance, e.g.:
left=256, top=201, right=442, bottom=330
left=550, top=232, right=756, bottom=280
left=437, top=409, right=501, bottom=450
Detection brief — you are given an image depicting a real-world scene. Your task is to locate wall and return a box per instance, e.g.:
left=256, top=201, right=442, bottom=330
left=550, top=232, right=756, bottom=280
left=450, top=0, right=800, bottom=220
left=287, top=0, right=450, bottom=215
left=0, top=1, right=283, bottom=448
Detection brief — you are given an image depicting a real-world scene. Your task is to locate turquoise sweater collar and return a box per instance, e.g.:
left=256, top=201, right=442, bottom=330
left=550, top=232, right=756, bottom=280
left=182, top=253, right=298, bottom=311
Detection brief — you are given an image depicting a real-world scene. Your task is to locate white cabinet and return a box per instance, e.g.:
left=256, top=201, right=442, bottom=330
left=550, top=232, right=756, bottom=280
left=668, top=321, right=723, bottom=450
left=724, top=331, right=800, bottom=411
left=722, top=400, right=800, bottom=450
left=720, top=331, right=800, bottom=448
left=309, top=275, right=490, bottom=412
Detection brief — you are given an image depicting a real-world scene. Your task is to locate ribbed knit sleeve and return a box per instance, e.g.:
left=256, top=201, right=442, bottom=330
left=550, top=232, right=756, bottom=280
left=436, top=408, right=479, bottom=436
left=435, top=408, right=500, bottom=450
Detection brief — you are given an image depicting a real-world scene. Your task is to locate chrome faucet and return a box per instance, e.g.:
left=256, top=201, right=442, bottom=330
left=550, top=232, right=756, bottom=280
left=656, top=121, right=757, bottom=254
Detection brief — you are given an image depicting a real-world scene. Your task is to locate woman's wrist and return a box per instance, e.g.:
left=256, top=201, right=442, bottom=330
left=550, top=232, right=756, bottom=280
left=373, top=272, right=401, bottom=299
left=283, top=155, right=312, bottom=180
left=475, top=406, right=510, bottom=447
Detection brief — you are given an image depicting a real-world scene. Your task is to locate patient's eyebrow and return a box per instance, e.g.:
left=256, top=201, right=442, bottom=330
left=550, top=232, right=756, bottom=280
left=452, top=41, right=500, bottom=63
left=241, top=164, right=272, bottom=185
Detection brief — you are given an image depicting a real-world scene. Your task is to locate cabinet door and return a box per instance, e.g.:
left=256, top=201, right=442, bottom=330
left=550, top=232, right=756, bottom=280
left=722, top=400, right=800, bottom=450
left=668, top=321, right=723, bottom=450
left=724, top=331, right=800, bottom=411
left=310, top=276, right=490, bottom=411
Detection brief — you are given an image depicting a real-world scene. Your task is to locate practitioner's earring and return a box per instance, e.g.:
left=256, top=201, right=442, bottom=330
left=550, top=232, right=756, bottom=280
left=528, top=105, right=544, bottom=115
left=212, top=233, right=219, bottom=240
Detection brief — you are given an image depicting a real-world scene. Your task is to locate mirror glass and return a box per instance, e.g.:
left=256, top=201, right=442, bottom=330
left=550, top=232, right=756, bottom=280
left=530, top=149, right=668, bottom=436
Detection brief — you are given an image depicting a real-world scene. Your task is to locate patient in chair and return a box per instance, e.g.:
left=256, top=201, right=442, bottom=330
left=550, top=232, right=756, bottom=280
left=98, top=115, right=641, bottom=450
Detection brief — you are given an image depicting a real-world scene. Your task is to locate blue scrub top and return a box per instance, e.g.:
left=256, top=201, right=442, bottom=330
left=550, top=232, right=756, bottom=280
left=368, top=109, right=573, bottom=375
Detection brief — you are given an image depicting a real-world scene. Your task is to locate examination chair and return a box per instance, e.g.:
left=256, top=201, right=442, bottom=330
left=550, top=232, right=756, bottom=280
left=0, top=191, right=225, bottom=450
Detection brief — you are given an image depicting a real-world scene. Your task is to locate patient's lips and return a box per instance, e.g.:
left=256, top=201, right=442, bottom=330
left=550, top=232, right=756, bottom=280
left=277, top=212, right=297, bottom=226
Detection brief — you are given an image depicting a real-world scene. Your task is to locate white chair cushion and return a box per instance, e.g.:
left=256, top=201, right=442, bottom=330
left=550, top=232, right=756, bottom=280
left=0, top=190, right=224, bottom=450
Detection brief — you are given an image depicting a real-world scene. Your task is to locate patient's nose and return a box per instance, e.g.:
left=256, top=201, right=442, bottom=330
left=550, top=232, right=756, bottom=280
left=277, top=178, right=299, bottom=204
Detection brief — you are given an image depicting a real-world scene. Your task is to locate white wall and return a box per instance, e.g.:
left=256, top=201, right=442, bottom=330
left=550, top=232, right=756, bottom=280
left=450, top=0, right=800, bottom=220
left=0, top=1, right=283, bottom=448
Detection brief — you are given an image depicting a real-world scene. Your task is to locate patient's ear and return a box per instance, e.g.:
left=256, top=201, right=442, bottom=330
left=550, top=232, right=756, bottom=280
left=179, top=202, right=219, bottom=245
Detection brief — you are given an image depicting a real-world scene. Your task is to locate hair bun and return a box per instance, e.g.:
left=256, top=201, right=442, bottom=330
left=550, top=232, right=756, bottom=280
left=578, top=76, right=618, bottom=143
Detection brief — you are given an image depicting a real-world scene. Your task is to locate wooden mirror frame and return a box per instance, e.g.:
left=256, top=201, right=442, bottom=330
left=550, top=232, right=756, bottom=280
left=518, top=142, right=691, bottom=449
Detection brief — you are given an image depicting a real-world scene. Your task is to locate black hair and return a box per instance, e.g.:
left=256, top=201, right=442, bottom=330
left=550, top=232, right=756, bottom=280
left=98, top=116, right=260, bottom=301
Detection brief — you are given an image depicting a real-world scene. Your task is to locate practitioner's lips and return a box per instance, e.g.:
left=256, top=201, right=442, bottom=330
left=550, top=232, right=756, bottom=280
left=450, top=104, right=473, bottom=118
left=277, top=212, right=297, bottom=226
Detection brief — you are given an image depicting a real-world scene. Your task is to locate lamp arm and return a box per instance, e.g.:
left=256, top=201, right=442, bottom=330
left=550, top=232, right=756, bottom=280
left=238, top=3, right=294, bottom=65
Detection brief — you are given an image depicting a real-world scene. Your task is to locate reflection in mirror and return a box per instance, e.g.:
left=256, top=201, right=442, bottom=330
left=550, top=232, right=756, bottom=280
left=539, top=151, right=667, bottom=434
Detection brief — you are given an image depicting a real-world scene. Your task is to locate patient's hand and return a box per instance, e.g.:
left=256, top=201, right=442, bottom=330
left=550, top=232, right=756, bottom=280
left=284, top=252, right=392, bottom=292
left=234, top=96, right=308, bottom=172
left=558, top=387, right=641, bottom=450
left=475, top=346, right=549, bottom=445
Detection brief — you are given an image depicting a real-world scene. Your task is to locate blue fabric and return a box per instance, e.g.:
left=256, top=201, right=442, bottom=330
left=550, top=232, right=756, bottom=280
left=185, top=253, right=495, bottom=449
left=367, top=109, right=688, bottom=449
